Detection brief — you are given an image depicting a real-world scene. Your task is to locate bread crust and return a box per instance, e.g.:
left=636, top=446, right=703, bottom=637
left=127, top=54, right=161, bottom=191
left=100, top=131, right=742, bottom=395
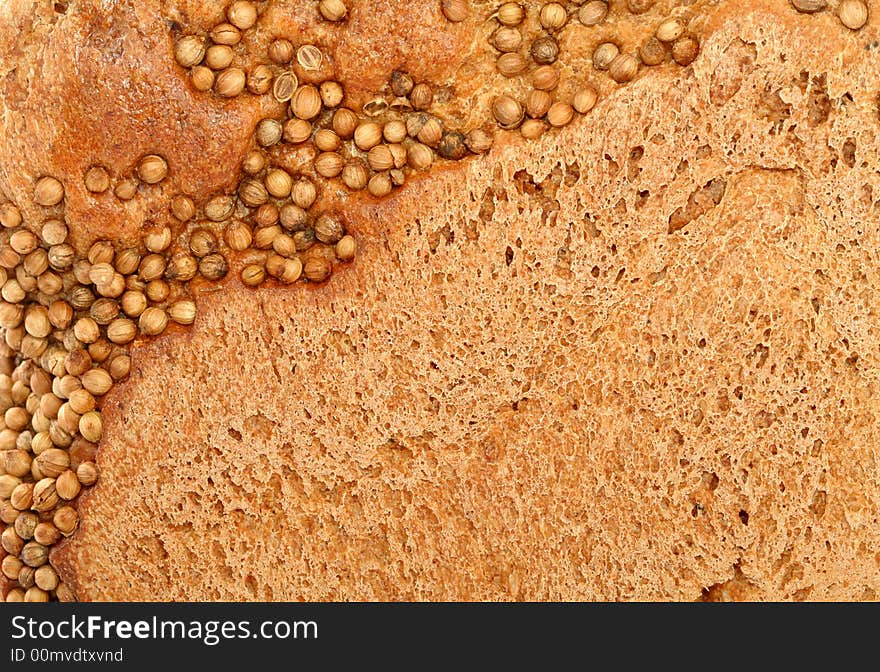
left=3, top=0, right=879, bottom=600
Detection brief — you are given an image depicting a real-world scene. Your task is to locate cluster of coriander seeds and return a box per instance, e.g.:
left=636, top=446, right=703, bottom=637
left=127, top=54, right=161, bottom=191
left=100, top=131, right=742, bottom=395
left=86, top=154, right=169, bottom=204
left=790, top=0, right=869, bottom=30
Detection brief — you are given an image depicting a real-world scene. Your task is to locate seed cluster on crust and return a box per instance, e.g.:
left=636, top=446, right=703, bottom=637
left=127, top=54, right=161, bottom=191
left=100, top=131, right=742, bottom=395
left=3, top=0, right=871, bottom=603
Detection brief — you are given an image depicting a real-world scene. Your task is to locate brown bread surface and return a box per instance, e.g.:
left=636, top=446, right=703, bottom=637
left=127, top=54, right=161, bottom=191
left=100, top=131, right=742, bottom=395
left=2, top=0, right=880, bottom=600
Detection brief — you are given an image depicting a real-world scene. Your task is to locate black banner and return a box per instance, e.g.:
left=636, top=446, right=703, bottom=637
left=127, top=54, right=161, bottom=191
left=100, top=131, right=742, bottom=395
left=0, top=603, right=870, bottom=667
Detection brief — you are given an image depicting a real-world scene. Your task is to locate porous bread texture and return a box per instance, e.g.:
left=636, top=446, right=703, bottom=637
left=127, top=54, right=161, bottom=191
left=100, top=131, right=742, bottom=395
left=5, top=0, right=880, bottom=600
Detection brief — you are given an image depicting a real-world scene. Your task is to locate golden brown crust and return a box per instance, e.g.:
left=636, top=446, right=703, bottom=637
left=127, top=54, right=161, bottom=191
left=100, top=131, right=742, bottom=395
left=6, top=0, right=880, bottom=600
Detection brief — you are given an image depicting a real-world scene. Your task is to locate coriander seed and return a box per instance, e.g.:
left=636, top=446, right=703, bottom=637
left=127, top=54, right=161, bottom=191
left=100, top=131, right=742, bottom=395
left=174, top=35, right=206, bottom=68
left=120, top=290, right=147, bottom=318
left=168, top=299, right=197, bottom=326
left=291, top=84, right=322, bottom=120
left=417, top=117, right=443, bottom=146
left=144, top=226, right=172, bottom=253
left=247, top=65, right=273, bottom=95
left=315, top=214, right=345, bottom=244
left=199, top=254, right=228, bottom=280
left=465, top=128, right=493, bottom=154
left=189, top=228, right=218, bottom=258
left=256, top=118, right=283, bottom=147
left=138, top=307, right=167, bottom=336
left=540, top=3, right=568, bottom=30
left=493, top=26, right=522, bottom=53
left=627, top=0, right=654, bottom=12
left=265, top=169, right=293, bottom=199
left=0, top=203, right=22, bottom=229
left=56, top=469, right=80, bottom=500
left=242, top=151, right=266, bottom=175
left=531, top=35, right=559, bottom=64
left=115, top=178, right=138, bottom=200
left=593, top=42, right=619, bottom=70
left=573, top=86, right=598, bottom=113
left=228, top=0, right=257, bottom=29
left=76, top=461, right=99, bottom=487
left=34, top=176, right=64, bottom=206
left=11, top=229, right=37, bottom=254
left=137, top=155, right=168, bottom=184
left=609, top=53, right=639, bottom=82
left=269, top=38, right=294, bottom=64
left=579, top=1, right=607, bottom=25
left=342, top=161, right=369, bottom=190
left=225, top=221, right=253, bottom=251
left=497, top=2, right=524, bottom=26
left=84, top=166, right=110, bottom=193
left=390, top=71, right=414, bottom=97
left=332, top=108, right=358, bottom=138
left=40, top=219, right=67, bottom=245
left=335, top=235, right=356, bottom=261
left=437, top=131, right=468, bottom=160
left=497, top=52, right=527, bottom=77
left=639, top=36, right=666, bottom=65
left=533, top=65, right=560, bottom=91
left=383, top=120, right=408, bottom=144
left=239, top=178, right=269, bottom=207
left=315, top=152, right=344, bottom=178
left=210, top=22, right=241, bottom=45
left=31, top=479, right=58, bottom=512
left=303, top=257, right=332, bottom=282
left=791, top=0, right=826, bottom=12
left=442, top=0, right=469, bottom=22
left=354, top=122, right=383, bottom=150
left=79, top=410, right=103, bottom=442
left=170, top=194, right=195, bottom=222
left=671, top=36, right=699, bottom=65
left=73, top=317, right=100, bottom=344
left=656, top=17, right=685, bottom=42
left=319, top=0, right=348, bottom=21
left=368, top=173, right=393, bottom=198
left=526, top=89, right=552, bottom=118
left=410, top=83, right=434, bottom=110
left=493, top=95, right=524, bottom=129
left=82, top=368, right=113, bottom=396
left=272, top=71, right=298, bottom=103
left=280, top=204, right=309, bottom=231
left=109, top=355, right=131, bottom=380
left=32, top=521, right=61, bottom=547
left=241, top=264, right=265, bottom=286
left=21, top=541, right=49, bottom=567
left=297, top=45, right=323, bottom=71
left=314, top=129, right=342, bottom=152
left=35, top=565, right=59, bottom=592
left=320, top=80, right=345, bottom=108
left=279, top=257, right=303, bottom=283
left=547, top=101, right=574, bottom=127
left=205, top=195, right=235, bottom=222
left=191, top=66, right=215, bottom=91
left=838, top=0, right=868, bottom=28
left=206, top=44, right=234, bottom=69
left=215, top=68, right=246, bottom=97
left=293, top=180, right=318, bottom=209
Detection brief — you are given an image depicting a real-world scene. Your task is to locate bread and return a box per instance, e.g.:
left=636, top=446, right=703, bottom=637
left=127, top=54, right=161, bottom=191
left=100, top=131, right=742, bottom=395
left=1, top=0, right=879, bottom=601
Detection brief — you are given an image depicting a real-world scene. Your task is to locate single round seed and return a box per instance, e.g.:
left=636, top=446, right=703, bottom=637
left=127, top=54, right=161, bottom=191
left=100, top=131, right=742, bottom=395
left=2, top=554, right=23, bottom=580
left=335, top=235, right=356, bottom=261
left=56, top=469, right=81, bottom=500
left=269, top=38, right=294, bottom=64
left=83, top=166, right=110, bottom=193
left=35, top=565, right=58, bottom=592
left=169, top=194, right=195, bottom=222
left=255, top=204, right=279, bottom=228
left=174, top=35, right=206, bottom=68
left=407, top=143, right=434, bottom=170
left=88, top=261, right=114, bottom=286
left=76, top=461, right=99, bottom=487
left=109, top=355, right=131, bottom=381
left=255, top=118, right=283, bottom=147
left=137, top=155, right=168, bottom=184
left=32, top=479, right=58, bottom=512
left=72, top=317, right=98, bottom=344
left=272, top=71, right=298, bottom=103
left=34, top=176, right=64, bottom=206
left=540, top=3, right=568, bottom=30
left=381, top=120, right=407, bottom=145
left=303, top=257, right=332, bottom=282
left=21, top=541, right=49, bottom=567
left=241, top=264, right=266, bottom=287
left=255, top=225, right=282, bottom=249
left=225, top=221, right=253, bottom=251
left=465, top=128, right=493, bottom=154
left=319, top=0, right=348, bottom=21
left=79, top=410, right=103, bottom=442
left=790, top=0, right=826, bottom=11
left=0, top=203, right=22, bottom=228
left=366, top=145, right=394, bottom=172
left=418, top=118, right=443, bottom=147
left=139, top=254, right=166, bottom=281
left=526, top=89, right=552, bottom=119
left=247, top=65, right=273, bottom=95
left=656, top=17, right=685, bottom=42
left=340, top=161, right=368, bottom=191
left=189, top=229, right=218, bottom=258
left=547, top=102, right=575, bottom=127
left=640, top=36, right=666, bottom=65
left=241, top=151, right=266, bottom=176
left=628, top=0, right=654, bottom=13
left=199, top=254, right=228, bottom=281
left=120, top=290, right=147, bottom=317
left=210, top=22, right=241, bottom=45
left=169, top=299, right=197, bottom=326
left=838, top=0, right=868, bottom=29
left=41, top=219, right=67, bottom=246
left=205, top=195, right=235, bottom=222
left=4, top=449, right=31, bottom=478
left=68, top=388, right=96, bottom=414
left=282, top=118, right=311, bottom=145
left=82, top=368, right=113, bottom=396
left=390, top=71, right=414, bottom=98
left=671, top=36, right=699, bottom=65
left=228, top=0, right=257, bottom=29
left=114, top=179, right=138, bottom=200
left=498, top=2, right=524, bottom=26
left=107, top=318, right=137, bottom=344
left=11, top=482, right=34, bottom=511
left=239, top=178, right=269, bottom=207
left=609, top=53, right=640, bottom=83
left=593, top=42, right=620, bottom=70
left=531, top=35, right=559, bottom=64
left=191, top=66, right=215, bottom=91
left=437, top=131, right=468, bottom=160
left=493, top=95, right=524, bottom=128
left=90, top=298, right=119, bottom=325
left=33, top=521, right=61, bottom=546
left=314, top=214, right=345, bottom=244
left=332, top=108, right=358, bottom=138
left=280, top=204, right=309, bottom=231
left=265, top=169, right=293, bottom=199
left=314, top=128, right=342, bottom=152
left=354, top=122, right=383, bottom=150
left=297, top=45, right=323, bottom=71
left=368, top=173, right=393, bottom=198
left=573, top=86, right=598, bottom=114
left=138, top=307, right=168, bottom=336
left=579, top=1, right=608, bottom=25
left=320, top=80, right=345, bottom=108
left=291, top=84, right=322, bottom=120
left=315, top=152, right=344, bottom=178
left=493, top=27, right=522, bottom=53
left=533, top=65, right=560, bottom=91
left=410, top=83, right=434, bottom=111
left=215, top=68, right=246, bottom=97
left=497, top=52, right=527, bottom=77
